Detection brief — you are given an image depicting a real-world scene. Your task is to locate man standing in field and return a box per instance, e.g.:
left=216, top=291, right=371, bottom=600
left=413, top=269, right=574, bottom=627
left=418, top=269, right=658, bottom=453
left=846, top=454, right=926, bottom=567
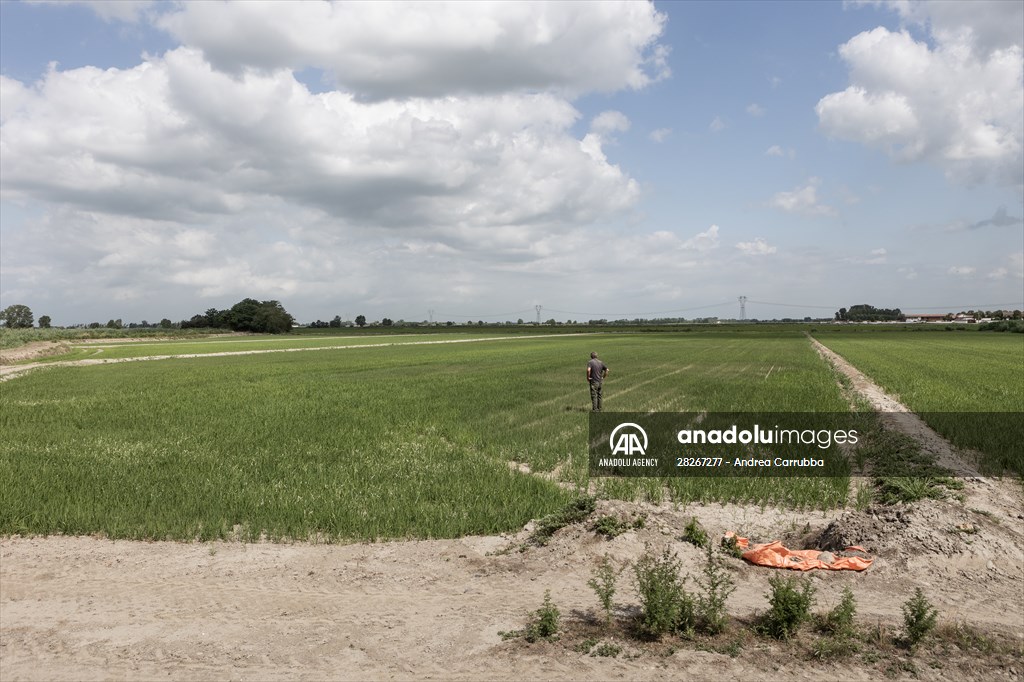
left=586, top=351, right=609, bottom=412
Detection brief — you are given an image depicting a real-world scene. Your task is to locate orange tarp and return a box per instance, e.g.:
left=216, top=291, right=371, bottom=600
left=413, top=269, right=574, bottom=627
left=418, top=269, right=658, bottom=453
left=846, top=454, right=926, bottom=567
left=723, top=532, right=872, bottom=572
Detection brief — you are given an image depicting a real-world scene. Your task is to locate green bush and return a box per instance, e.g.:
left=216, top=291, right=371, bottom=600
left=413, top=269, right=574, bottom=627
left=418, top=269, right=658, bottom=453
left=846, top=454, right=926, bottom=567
left=633, top=547, right=695, bottom=638
left=820, top=586, right=858, bottom=638
left=525, top=590, right=561, bottom=643
left=682, top=517, right=709, bottom=548
left=696, top=543, right=735, bottom=635
left=901, top=587, right=938, bottom=649
left=588, top=554, right=620, bottom=626
left=593, top=515, right=628, bottom=539
left=757, top=575, right=816, bottom=640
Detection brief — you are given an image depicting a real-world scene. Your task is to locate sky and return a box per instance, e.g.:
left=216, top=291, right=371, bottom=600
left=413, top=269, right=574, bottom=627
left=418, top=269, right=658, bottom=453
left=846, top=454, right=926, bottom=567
left=1, top=0, right=1022, bottom=326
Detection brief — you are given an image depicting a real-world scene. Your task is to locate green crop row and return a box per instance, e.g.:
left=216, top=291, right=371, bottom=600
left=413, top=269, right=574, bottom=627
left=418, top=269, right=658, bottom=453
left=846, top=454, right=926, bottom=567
left=1, top=332, right=854, bottom=541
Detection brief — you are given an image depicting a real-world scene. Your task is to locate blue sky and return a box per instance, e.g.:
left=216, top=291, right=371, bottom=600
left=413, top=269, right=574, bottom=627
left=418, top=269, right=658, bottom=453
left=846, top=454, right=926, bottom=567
left=1, top=0, right=1021, bottom=325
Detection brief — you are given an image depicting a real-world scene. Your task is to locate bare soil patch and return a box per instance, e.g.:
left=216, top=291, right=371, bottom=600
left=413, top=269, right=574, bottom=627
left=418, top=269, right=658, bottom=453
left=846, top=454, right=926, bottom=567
left=0, top=341, right=71, bottom=365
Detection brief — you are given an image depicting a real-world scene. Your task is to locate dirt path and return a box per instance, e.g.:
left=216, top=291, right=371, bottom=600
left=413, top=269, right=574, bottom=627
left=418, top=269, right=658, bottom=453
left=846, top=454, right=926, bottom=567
left=1, top=336, right=1021, bottom=681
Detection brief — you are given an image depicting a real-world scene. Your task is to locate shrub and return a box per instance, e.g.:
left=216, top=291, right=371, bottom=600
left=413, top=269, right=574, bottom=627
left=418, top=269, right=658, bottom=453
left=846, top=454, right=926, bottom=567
left=901, top=587, right=938, bottom=649
left=820, top=586, right=858, bottom=639
left=757, top=575, right=816, bottom=640
left=593, top=515, right=628, bottom=539
left=588, top=554, right=620, bottom=626
left=525, top=590, right=561, bottom=643
left=696, top=543, right=735, bottom=635
left=633, top=547, right=695, bottom=638
left=682, top=517, right=709, bottom=548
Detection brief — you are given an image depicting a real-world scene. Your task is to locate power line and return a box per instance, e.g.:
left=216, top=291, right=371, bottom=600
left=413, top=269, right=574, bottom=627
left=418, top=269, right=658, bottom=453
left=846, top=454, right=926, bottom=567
left=544, top=301, right=735, bottom=317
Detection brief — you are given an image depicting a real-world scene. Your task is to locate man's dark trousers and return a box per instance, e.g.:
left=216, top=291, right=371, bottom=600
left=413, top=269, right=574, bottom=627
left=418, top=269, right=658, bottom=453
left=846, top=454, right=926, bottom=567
left=590, top=380, right=603, bottom=411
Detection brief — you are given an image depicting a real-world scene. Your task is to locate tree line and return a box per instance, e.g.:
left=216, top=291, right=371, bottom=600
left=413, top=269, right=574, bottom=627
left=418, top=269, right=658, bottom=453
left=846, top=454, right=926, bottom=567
left=1, top=299, right=295, bottom=334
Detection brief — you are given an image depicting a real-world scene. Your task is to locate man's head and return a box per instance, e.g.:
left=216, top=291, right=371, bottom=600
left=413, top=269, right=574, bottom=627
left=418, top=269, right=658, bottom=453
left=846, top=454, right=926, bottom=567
left=590, top=352, right=598, bottom=359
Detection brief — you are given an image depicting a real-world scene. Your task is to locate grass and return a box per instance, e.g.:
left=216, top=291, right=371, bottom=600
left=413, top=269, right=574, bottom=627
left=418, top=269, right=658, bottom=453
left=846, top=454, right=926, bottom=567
left=3, top=331, right=858, bottom=541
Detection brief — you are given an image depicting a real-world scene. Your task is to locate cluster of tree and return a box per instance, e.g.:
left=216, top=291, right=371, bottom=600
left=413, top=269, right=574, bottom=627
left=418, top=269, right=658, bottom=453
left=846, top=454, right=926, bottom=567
left=835, top=305, right=904, bottom=322
left=308, top=316, right=344, bottom=328
left=0, top=304, right=37, bottom=328
left=180, top=299, right=295, bottom=334
left=956, top=309, right=1022, bottom=320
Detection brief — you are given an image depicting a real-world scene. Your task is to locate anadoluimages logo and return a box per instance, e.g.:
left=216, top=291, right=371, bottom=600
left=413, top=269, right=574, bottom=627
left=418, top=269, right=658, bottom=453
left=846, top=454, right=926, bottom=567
left=609, top=422, right=648, bottom=456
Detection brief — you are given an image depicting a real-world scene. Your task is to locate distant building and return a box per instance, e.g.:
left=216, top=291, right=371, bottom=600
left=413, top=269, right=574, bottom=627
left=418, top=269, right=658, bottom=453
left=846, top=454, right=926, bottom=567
left=905, top=313, right=948, bottom=323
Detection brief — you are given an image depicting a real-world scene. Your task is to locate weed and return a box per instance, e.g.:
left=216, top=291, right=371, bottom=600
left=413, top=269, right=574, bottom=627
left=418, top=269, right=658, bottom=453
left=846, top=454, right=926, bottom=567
left=682, top=517, right=709, bottom=548
left=525, top=590, right=561, bottom=643
left=901, top=587, right=938, bottom=650
left=592, top=642, right=622, bottom=657
left=819, top=586, right=857, bottom=638
left=695, top=543, right=735, bottom=635
left=721, top=534, right=744, bottom=559
left=588, top=554, right=621, bottom=627
left=633, top=546, right=695, bottom=638
left=592, top=515, right=628, bottom=539
left=756, top=575, right=816, bottom=640
left=810, top=635, right=860, bottom=660
left=529, top=497, right=597, bottom=546
left=573, top=637, right=598, bottom=654
left=632, top=513, right=647, bottom=529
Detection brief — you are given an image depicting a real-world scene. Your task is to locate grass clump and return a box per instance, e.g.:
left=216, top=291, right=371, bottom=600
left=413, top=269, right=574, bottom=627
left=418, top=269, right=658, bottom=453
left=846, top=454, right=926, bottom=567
left=529, top=496, right=596, bottom=546
left=901, top=587, right=938, bottom=650
left=633, top=546, right=695, bottom=638
left=695, top=543, right=735, bottom=635
left=756, top=575, right=816, bottom=640
left=588, top=554, right=621, bottom=627
left=681, top=517, right=709, bottom=548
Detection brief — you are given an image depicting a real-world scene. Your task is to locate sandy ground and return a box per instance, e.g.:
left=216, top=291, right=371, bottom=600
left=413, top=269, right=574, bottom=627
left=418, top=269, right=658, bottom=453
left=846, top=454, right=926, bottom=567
left=1, top=337, right=1022, bottom=681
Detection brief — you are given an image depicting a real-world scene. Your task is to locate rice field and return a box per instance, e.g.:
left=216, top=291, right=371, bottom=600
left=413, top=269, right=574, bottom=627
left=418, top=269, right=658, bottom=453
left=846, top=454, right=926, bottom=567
left=814, top=331, right=1024, bottom=474
left=0, top=331, right=856, bottom=541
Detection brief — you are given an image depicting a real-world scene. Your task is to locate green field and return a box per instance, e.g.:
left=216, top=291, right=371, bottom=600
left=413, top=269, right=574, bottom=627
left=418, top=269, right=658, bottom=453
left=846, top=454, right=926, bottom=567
left=20, top=331, right=571, bottom=363
left=815, top=331, right=1023, bottom=473
left=1, top=331, right=855, bottom=541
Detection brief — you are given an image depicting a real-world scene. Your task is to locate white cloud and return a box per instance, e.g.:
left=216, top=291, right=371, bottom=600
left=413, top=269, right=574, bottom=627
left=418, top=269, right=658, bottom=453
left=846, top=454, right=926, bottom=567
left=817, top=10, right=1023, bottom=188
left=649, top=127, right=672, bottom=143
left=746, top=103, right=765, bottom=117
left=764, top=145, right=795, bottom=159
left=28, top=0, right=157, bottom=23
left=154, top=1, right=670, bottom=99
left=709, top=116, right=725, bottom=133
left=987, top=267, right=1008, bottom=280
left=872, top=0, right=1024, bottom=57
left=0, top=48, right=639, bottom=240
left=767, top=178, right=837, bottom=217
left=735, top=238, right=776, bottom=256
left=591, top=110, right=631, bottom=136
left=948, top=265, right=976, bottom=276
left=898, top=266, right=918, bottom=280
